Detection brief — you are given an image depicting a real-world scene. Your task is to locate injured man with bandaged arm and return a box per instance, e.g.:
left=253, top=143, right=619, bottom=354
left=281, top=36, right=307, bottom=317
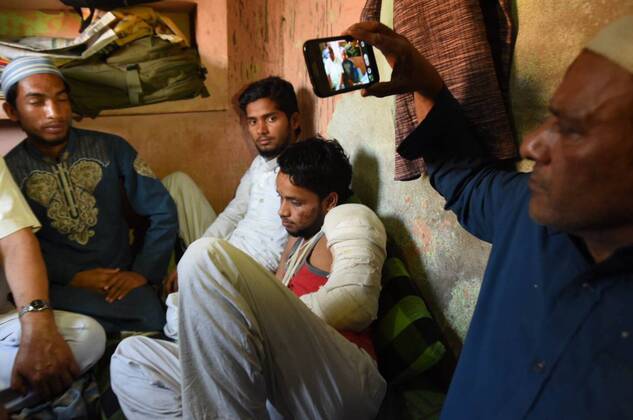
left=110, top=137, right=389, bottom=419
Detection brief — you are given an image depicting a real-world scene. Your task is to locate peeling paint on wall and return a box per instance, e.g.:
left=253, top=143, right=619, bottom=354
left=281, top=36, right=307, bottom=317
left=446, top=278, right=482, bottom=339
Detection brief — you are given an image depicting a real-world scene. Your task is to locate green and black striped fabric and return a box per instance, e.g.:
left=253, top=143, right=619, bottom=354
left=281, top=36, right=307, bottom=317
left=373, top=258, right=447, bottom=384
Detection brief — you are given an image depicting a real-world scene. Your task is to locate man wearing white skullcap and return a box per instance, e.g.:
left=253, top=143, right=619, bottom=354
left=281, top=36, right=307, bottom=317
left=0, top=57, right=105, bottom=410
left=1, top=56, right=178, bottom=334
left=344, top=15, right=633, bottom=419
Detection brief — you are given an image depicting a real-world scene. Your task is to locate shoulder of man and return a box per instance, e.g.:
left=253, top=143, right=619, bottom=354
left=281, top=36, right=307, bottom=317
left=4, top=141, right=31, bottom=184
left=240, top=154, right=271, bottom=182
left=72, top=127, right=128, bottom=145
left=249, top=154, right=269, bottom=169
left=72, top=127, right=142, bottom=166
left=323, top=203, right=387, bottom=249
left=4, top=140, right=28, bottom=164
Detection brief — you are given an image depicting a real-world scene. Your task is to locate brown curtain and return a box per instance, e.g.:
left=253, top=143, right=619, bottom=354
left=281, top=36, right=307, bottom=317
left=361, top=0, right=518, bottom=180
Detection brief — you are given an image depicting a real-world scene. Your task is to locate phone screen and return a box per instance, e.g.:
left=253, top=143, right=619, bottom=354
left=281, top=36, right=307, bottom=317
left=304, top=36, right=379, bottom=97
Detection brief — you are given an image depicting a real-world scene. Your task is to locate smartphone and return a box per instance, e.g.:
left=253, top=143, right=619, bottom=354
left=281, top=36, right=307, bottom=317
left=303, top=35, right=379, bottom=98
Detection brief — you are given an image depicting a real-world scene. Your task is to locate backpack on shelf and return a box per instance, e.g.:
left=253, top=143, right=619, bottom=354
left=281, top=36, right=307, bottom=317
left=61, top=36, right=208, bottom=117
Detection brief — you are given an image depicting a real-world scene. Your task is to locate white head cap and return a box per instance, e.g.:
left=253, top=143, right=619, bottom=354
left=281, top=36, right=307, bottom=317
left=1, top=56, right=65, bottom=98
left=586, top=16, right=633, bottom=75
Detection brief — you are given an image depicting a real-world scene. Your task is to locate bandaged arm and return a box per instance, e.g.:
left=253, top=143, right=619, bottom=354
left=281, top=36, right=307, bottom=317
left=300, top=204, right=387, bottom=332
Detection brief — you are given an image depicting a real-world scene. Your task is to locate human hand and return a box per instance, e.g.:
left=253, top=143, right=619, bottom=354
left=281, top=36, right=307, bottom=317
left=70, top=268, right=120, bottom=293
left=343, top=21, right=443, bottom=99
left=163, top=270, right=179, bottom=299
left=11, top=313, right=80, bottom=399
left=104, top=271, right=147, bottom=303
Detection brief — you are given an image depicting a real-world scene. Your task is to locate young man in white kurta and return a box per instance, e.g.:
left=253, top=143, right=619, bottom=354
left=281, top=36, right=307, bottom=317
left=160, top=77, right=301, bottom=339
left=163, top=155, right=287, bottom=272
left=161, top=76, right=301, bottom=288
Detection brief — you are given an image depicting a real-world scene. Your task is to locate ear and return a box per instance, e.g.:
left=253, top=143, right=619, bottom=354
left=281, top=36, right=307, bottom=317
left=322, top=191, right=339, bottom=213
left=2, top=102, right=18, bottom=122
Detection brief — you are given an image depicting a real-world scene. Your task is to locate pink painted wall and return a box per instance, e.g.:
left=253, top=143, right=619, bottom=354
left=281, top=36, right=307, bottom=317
left=226, top=0, right=365, bottom=142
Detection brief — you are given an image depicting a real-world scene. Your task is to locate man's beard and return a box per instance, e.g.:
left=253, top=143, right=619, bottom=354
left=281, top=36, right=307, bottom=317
left=21, top=123, right=69, bottom=148
left=256, top=132, right=292, bottom=159
left=287, top=213, right=325, bottom=240
left=27, top=134, right=68, bottom=148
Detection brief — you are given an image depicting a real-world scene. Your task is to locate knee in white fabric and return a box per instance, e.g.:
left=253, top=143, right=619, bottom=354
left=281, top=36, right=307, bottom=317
left=162, top=171, right=196, bottom=193
left=178, top=237, right=230, bottom=288
left=110, top=336, right=147, bottom=389
left=110, top=336, right=153, bottom=415
left=177, top=237, right=253, bottom=301
left=54, top=311, right=107, bottom=372
left=163, top=292, right=179, bottom=341
left=112, top=335, right=143, bottom=360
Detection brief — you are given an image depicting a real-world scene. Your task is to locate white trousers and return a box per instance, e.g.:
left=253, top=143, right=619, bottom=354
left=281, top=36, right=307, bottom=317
left=0, top=310, right=106, bottom=390
left=162, top=171, right=217, bottom=247
left=111, top=238, right=386, bottom=420
left=162, top=171, right=217, bottom=341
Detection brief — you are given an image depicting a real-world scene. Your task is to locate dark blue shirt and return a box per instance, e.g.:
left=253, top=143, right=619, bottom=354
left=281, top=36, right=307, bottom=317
left=398, top=88, right=633, bottom=419
left=5, top=128, right=178, bottom=285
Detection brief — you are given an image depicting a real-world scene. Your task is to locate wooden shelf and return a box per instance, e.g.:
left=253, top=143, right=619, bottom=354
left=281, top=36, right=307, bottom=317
left=0, top=0, right=228, bottom=119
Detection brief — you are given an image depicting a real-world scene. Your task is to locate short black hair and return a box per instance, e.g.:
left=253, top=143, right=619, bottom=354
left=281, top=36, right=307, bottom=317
left=278, top=137, right=352, bottom=203
left=5, top=83, right=18, bottom=109
left=238, top=76, right=300, bottom=136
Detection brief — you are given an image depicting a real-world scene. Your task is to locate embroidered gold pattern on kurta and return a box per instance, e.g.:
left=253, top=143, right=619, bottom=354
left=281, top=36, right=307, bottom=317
left=133, top=156, right=157, bottom=178
left=26, top=160, right=102, bottom=245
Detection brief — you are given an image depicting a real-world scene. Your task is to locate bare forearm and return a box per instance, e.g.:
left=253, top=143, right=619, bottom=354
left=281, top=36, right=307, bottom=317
left=1, top=230, right=80, bottom=395
left=0, top=228, right=49, bottom=307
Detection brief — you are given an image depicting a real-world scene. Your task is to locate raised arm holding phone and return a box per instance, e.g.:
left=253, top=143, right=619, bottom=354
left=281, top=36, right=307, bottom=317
left=347, top=18, right=633, bottom=420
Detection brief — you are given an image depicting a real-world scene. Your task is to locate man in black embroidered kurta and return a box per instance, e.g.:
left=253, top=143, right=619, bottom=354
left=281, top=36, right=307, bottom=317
left=2, top=57, right=177, bottom=333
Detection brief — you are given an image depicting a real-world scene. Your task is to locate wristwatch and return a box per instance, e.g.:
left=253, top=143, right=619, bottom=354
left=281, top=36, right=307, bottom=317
left=18, top=299, right=51, bottom=318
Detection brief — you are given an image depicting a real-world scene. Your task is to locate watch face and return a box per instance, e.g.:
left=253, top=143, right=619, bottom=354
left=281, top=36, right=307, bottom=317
left=18, top=299, right=50, bottom=318
left=30, top=300, right=46, bottom=309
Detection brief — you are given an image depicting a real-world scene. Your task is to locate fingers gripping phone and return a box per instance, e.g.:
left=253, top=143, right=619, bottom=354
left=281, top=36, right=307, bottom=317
left=303, top=36, right=379, bottom=98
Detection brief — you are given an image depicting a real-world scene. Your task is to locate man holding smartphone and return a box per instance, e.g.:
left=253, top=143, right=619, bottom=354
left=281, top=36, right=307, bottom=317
left=347, top=16, right=633, bottom=419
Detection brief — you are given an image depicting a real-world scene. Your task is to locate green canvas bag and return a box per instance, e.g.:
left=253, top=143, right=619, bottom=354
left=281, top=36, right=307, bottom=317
left=61, top=36, right=208, bottom=117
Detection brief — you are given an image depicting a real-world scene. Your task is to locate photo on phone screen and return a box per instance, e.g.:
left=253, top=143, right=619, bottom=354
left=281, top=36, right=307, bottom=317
left=303, top=36, right=379, bottom=98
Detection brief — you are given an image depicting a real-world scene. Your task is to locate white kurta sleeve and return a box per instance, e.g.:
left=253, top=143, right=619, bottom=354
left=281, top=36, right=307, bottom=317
left=0, top=157, right=40, bottom=238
